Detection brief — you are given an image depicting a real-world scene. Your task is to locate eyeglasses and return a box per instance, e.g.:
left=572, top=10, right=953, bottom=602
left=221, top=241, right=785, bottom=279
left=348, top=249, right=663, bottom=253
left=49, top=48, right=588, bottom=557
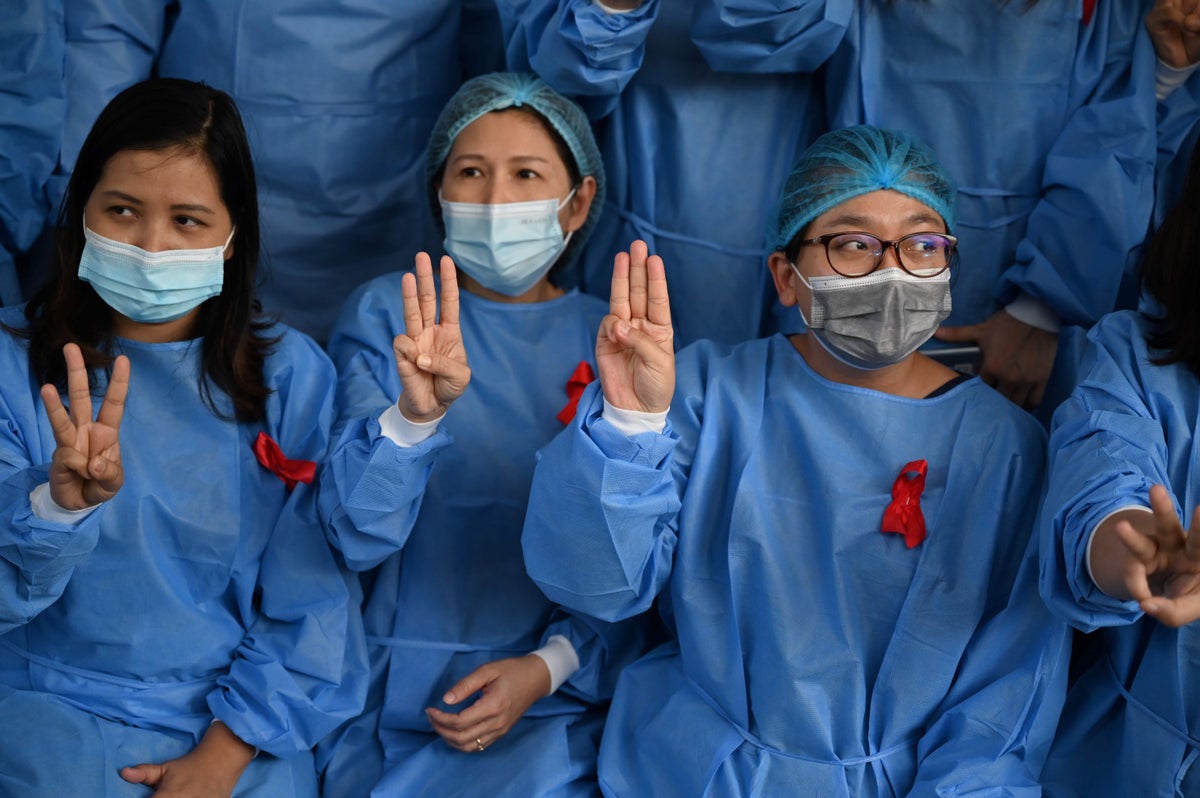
left=799, top=231, right=957, bottom=278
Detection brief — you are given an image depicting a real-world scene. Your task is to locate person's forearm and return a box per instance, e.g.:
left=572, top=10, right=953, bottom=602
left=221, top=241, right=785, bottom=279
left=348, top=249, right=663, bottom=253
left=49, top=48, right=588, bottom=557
left=1089, top=509, right=1155, bottom=600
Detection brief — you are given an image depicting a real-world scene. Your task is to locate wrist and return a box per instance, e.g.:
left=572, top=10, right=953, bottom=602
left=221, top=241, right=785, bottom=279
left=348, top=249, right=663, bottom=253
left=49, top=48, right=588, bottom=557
left=396, top=396, right=448, bottom=425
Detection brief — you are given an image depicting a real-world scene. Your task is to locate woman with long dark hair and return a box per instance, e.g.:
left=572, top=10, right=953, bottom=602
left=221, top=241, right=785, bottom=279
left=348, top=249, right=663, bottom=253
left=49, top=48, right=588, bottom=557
left=1038, top=134, right=1200, bottom=796
left=0, top=78, right=364, bottom=797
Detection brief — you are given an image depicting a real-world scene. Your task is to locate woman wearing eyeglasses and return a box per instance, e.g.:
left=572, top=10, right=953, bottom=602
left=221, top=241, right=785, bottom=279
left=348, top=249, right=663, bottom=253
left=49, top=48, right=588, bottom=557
left=521, top=125, right=1070, bottom=796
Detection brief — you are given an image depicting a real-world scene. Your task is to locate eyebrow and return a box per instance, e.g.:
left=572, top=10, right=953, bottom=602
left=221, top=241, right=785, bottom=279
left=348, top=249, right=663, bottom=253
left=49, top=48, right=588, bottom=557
left=448, top=153, right=553, bottom=165
left=820, top=211, right=943, bottom=230
left=98, top=189, right=216, bottom=215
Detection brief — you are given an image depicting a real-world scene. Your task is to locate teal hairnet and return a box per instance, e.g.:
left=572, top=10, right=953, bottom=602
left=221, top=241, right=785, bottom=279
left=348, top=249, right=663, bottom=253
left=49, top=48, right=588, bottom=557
left=769, top=125, right=956, bottom=251
left=426, top=72, right=605, bottom=273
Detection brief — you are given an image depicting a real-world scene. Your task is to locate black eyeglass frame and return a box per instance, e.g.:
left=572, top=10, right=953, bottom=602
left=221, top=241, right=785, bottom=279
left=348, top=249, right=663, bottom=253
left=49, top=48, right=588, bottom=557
left=798, top=231, right=958, bottom=278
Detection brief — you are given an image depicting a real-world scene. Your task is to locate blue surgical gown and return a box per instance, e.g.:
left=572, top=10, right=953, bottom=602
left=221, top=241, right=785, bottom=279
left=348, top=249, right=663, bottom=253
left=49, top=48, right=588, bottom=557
left=319, top=277, right=649, bottom=797
left=1153, top=72, right=1200, bottom=227
left=19, top=1, right=502, bottom=340
left=0, top=306, right=366, bottom=797
left=522, top=336, right=1070, bottom=796
left=498, top=0, right=852, bottom=346
left=0, top=0, right=64, bottom=305
left=1038, top=309, right=1200, bottom=797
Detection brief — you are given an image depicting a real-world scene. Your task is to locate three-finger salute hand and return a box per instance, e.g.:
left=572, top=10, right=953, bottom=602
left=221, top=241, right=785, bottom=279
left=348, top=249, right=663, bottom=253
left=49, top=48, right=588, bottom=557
left=393, top=252, right=471, bottom=423
left=596, top=239, right=675, bottom=413
left=42, top=343, right=129, bottom=510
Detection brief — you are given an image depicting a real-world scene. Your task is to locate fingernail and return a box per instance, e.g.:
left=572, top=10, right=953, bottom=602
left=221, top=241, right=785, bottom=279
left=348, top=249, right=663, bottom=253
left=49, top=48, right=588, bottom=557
left=417, top=355, right=432, bottom=369
left=443, top=691, right=455, bottom=703
left=617, top=322, right=630, bottom=336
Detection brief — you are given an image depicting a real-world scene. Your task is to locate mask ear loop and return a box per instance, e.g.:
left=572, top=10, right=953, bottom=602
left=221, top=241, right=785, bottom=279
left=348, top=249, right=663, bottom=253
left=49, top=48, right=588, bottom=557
left=788, top=261, right=816, bottom=328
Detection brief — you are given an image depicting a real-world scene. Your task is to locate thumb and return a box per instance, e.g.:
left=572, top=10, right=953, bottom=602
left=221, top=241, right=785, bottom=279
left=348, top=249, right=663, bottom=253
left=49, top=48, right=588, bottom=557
left=932, top=324, right=978, bottom=343
left=120, top=763, right=166, bottom=786
left=443, top=665, right=495, bottom=705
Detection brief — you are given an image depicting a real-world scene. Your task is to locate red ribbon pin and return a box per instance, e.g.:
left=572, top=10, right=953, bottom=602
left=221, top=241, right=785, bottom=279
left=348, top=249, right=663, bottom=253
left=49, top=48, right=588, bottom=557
left=556, top=361, right=596, bottom=425
left=881, top=459, right=928, bottom=549
left=253, top=431, right=316, bottom=491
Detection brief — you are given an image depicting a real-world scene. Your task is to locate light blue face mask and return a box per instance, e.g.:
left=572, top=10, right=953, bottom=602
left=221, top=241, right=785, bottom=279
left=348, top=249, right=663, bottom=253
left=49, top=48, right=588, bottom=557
left=78, top=221, right=233, bottom=323
left=439, top=189, right=576, bottom=297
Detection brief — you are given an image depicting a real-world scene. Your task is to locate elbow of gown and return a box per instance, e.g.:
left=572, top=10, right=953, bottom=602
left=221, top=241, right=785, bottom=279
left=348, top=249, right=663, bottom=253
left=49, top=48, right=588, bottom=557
left=210, top=481, right=368, bottom=756
left=689, top=0, right=853, bottom=74
left=319, top=414, right=448, bottom=572
left=499, top=0, right=659, bottom=118
left=0, top=467, right=105, bottom=632
left=522, top=385, right=681, bottom=623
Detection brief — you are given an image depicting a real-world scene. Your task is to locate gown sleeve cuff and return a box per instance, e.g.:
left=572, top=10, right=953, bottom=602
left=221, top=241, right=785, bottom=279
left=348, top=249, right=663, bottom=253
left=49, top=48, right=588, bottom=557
left=1004, top=293, right=1060, bottom=334
left=378, top=402, right=443, bottom=448
left=29, top=482, right=101, bottom=524
left=602, top=398, right=668, bottom=436
left=530, top=634, right=580, bottom=695
left=1157, top=58, right=1200, bottom=101
left=1086, top=504, right=1153, bottom=594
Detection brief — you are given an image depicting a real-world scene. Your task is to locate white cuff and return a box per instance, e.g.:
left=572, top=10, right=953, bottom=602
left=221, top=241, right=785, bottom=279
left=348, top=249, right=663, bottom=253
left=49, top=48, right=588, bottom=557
left=1086, top=504, right=1152, bottom=593
left=595, top=0, right=640, bottom=13
left=530, top=634, right=580, bottom=694
left=379, top=402, right=442, bottom=448
left=1157, top=58, right=1200, bottom=101
left=29, top=482, right=101, bottom=523
left=1004, top=293, right=1060, bottom=334
left=602, top=398, right=668, bottom=436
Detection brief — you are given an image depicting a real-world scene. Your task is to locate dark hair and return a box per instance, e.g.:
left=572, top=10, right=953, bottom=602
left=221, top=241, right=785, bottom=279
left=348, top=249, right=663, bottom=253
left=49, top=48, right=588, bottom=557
left=15, top=78, right=276, bottom=421
left=432, top=106, right=584, bottom=283
left=1142, top=137, right=1200, bottom=376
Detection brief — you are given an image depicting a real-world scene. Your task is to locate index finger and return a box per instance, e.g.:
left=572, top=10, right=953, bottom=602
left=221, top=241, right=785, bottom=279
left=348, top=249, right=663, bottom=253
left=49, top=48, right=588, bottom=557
left=63, top=343, right=94, bottom=430
left=438, top=255, right=461, bottom=328
left=401, top=271, right=423, bottom=339
left=40, top=383, right=75, bottom=447
left=96, top=355, right=130, bottom=430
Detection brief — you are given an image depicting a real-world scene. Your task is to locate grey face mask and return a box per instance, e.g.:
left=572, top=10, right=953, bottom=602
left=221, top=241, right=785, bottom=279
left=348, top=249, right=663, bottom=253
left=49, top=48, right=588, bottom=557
left=791, top=264, right=952, bottom=371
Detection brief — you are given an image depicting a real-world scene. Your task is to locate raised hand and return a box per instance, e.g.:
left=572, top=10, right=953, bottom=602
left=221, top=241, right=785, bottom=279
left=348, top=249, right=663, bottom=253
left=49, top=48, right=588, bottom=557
left=41, top=343, right=129, bottom=510
left=393, top=253, right=471, bottom=423
left=1107, top=485, right=1200, bottom=627
left=1146, top=0, right=1200, bottom=69
left=595, top=240, right=675, bottom=413
left=425, top=655, right=551, bottom=753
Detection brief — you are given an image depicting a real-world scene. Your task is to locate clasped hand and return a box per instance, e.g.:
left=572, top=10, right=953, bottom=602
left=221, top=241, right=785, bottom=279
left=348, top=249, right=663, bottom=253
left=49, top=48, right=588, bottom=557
left=425, top=655, right=551, bottom=752
left=393, top=252, right=471, bottom=423
left=41, top=343, right=129, bottom=510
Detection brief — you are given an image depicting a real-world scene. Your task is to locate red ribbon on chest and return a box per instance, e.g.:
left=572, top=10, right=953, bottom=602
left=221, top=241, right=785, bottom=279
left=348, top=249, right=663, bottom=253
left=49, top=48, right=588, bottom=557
left=881, top=459, right=928, bottom=549
left=253, top=431, right=316, bottom=491
left=1082, top=0, right=1095, bottom=27
left=556, top=361, right=596, bottom=425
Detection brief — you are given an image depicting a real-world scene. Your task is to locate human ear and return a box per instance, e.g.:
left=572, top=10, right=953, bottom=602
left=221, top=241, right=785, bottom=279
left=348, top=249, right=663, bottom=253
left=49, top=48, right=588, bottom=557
left=563, top=175, right=597, bottom=233
left=768, top=251, right=799, bottom=307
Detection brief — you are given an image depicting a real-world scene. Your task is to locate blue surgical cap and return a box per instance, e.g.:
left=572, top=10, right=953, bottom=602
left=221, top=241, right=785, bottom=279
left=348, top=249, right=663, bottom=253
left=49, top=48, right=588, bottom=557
left=769, top=125, right=956, bottom=252
left=426, top=72, right=606, bottom=272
